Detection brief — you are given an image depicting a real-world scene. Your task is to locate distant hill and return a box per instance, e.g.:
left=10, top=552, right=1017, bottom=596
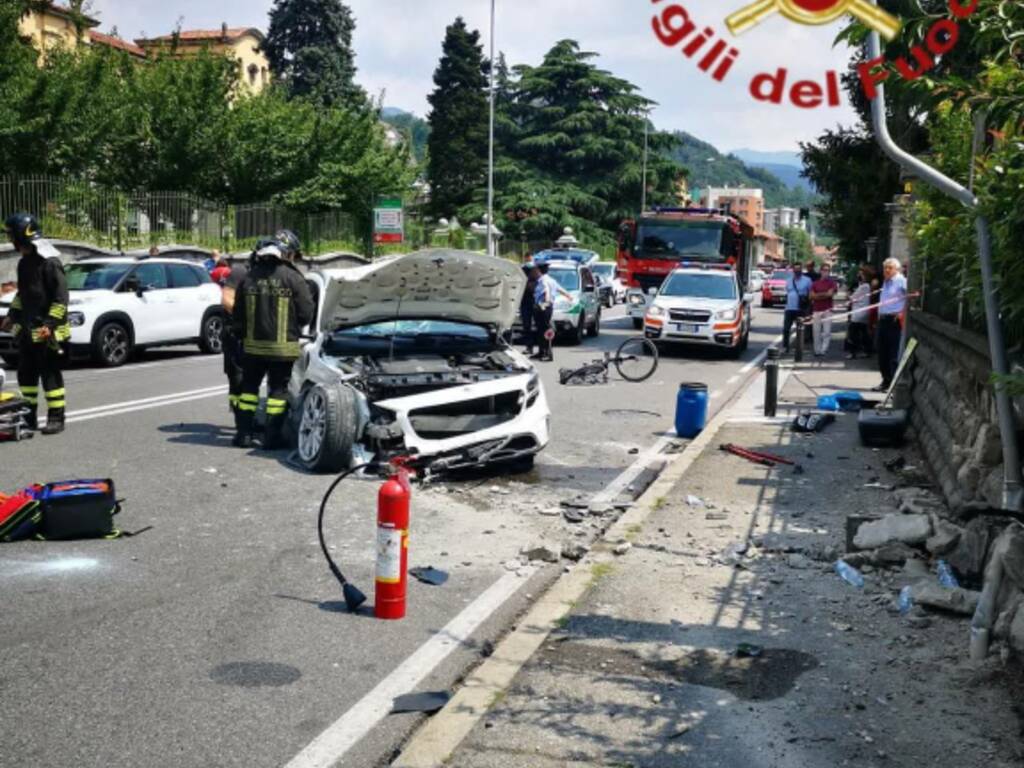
left=669, top=132, right=818, bottom=209
left=380, top=107, right=429, bottom=163
left=730, top=149, right=814, bottom=193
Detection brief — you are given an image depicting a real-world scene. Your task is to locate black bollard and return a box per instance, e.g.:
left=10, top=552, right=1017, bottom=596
left=764, top=347, right=780, bottom=417
left=794, top=320, right=805, bottom=363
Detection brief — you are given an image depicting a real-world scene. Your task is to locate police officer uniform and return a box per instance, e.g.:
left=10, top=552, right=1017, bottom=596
left=232, top=231, right=313, bottom=449
left=4, top=213, right=70, bottom=435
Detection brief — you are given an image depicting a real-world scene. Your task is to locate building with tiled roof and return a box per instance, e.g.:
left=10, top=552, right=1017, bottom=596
left=136, top=24, right=270, bottom=93
left=87, top=30, right=146, bottom=59
left=18, top=1, right=98, bottom=54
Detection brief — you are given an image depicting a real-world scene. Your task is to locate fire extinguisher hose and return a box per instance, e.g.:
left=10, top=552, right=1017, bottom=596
left=317, top=462, right=371, bottom=594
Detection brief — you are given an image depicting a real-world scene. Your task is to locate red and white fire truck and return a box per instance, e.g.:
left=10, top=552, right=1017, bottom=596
left=616, top=208, right=755, bottom=329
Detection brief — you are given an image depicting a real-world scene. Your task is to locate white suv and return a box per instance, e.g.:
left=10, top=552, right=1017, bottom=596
left=643, top=265, right=751, bottom=357
left=0, top=258, right=225, bottom=367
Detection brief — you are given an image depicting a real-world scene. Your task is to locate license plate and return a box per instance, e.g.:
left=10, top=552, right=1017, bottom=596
left=675, top=324, right=701, bottom=334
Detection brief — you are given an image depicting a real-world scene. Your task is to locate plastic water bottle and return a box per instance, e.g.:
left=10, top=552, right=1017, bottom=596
left=835, top=560, right=865, bottom=589
left=898, top=586, right=914, bottom=615
left=937, top=560, right=959, bottom=589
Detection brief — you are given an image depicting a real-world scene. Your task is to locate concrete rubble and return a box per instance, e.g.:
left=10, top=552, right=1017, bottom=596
left=852, top=513, right=932, bottom=550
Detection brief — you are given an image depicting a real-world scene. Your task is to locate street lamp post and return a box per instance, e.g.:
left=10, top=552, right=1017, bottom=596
left=487, top=0, right=496, bottom=259
left=640, top=113, right=649, bottom=213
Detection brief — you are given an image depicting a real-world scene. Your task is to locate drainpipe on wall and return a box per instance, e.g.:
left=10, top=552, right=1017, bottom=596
left=866, top=25, right=1023, bottom=515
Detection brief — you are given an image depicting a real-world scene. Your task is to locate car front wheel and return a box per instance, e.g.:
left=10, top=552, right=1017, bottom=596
left=93, top=320, right=132, bottom=367
left=199, top=312, right=225, bottom=355
left=587, top=308, right=601, bottom=338
left=297, top=383, right=358, bottom=473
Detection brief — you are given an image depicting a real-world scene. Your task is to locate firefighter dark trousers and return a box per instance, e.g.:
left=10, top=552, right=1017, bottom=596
left=237, top=358, right=293, bottom=449
left=222, top=333, right=245, bottom=414
left=18, top=340, right=65, bottom=420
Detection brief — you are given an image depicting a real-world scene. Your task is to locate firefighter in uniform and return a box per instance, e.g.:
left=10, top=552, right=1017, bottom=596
left=2, top=213, right=71, bottom=435
left=219, top=245, right=258, bottom=421
left=232, top=231, right=313, bottom=449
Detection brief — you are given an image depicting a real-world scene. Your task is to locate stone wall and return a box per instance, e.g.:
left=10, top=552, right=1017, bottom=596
left=908, top=311, right=1020, bottom=514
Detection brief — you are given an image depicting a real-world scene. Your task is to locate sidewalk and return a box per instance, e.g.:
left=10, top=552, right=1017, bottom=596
left=395, top=343, right=1023, bottom=767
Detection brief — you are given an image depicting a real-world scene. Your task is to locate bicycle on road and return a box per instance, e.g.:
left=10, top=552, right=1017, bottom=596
left=558, top=336, right=659, bottom=385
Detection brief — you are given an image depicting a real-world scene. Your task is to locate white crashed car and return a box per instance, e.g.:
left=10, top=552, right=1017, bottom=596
left=289, top=250, right=551, bottom=473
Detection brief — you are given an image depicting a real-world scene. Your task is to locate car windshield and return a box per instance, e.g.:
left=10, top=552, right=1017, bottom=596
left=635, top=224, right=723, bottom=259
left=771, top=270, right=792, bottom=281
left=65, top=263, right=133, bottom=291
left=591, top=264, right=615, bottom=279
left=326, top=319, right=493, bottom=355
left=661, top=272, right=737, bottom=300
left=548, top=269, right=580, bottom=292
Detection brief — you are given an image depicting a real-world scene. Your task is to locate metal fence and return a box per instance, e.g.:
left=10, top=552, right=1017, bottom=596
left=0, top=176, right=361, bottom=256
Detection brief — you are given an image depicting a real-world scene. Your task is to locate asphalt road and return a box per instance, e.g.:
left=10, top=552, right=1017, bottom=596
left=0, top=304, right=785, bottom=768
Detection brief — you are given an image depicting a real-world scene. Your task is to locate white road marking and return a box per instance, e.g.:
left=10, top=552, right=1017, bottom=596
left=738, top=334, right=784, bottom=375
left=66, top=385, right=227, bottom=418
left=67, top=388, right=228, bottom=424
left=282, top=570, right=533, bottom=768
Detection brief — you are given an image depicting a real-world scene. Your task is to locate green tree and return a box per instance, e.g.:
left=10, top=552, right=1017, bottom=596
left=487, top=40, right=682, bottom=243
left=426, top=17, right=488, bottom=219
left=263, top=0, right=365, bottom=108
left=778, top=226, right=813, bottom=265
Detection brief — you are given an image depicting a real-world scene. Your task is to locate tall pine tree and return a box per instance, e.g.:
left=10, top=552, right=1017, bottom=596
left=263, top=0, right=365, bottom=108
left=426, top=18, right=488, bottom=219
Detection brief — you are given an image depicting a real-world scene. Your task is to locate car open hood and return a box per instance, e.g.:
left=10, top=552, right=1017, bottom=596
left=319, top=249, right=527, bottom=332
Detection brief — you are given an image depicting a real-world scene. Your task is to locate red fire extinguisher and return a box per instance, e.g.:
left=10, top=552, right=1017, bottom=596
left=375, top=459, right=412, bottom=620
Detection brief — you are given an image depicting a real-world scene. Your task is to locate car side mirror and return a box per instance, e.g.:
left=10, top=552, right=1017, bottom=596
left=124, top=277, right=142, bottom=295
left=647, top=288, right=658, bottom=297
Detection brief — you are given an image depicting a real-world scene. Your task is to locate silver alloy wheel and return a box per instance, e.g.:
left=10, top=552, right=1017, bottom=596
left=298, top=388, right=328, bottom=462
left=205, top=315, right=224, bottom=353
left=102, top=325, right=129, bottom=366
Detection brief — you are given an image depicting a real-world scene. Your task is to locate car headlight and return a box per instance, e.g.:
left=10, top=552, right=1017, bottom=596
left=647, top=305, right=666, bottom=318
left=715, top=308, right=738, bottom=322
left=555, top=297, right=571, bottom=310
left=68, top=311, right=86, bottom=327
left=628, top=294, right=646, bottom=306
left=527, top=370, right=540, bottom=394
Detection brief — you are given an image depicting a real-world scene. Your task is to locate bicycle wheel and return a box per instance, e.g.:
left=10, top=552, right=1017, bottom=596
left=614, top=336, right=659, bottom=383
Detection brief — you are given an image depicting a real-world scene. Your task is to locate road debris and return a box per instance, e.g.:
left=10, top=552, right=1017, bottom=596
left=521, top=544, right=562, bottom=564
left=391, top=691, right=451, bottom=715
left=409, top=566, right=449, bottom=586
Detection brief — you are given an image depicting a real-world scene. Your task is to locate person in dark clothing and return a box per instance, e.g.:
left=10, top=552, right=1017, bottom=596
left=232, top=231, right=314, bottom=449
left=520, top=262, right=537, bottom=355
left=219, top=253, right=252, bottom=420
left=2, top=213, right=70, bottom=435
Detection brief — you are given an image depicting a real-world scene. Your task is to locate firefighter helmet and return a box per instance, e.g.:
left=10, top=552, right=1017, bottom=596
left=274, top=229, right=302, bottom=258
left=5, top=213, right=43, bottom=249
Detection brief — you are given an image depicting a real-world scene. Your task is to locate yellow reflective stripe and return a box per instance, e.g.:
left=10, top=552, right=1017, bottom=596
left=277, top=297, right=289, bottom=344
left=48, top=304, right=67, bottom=319
left=239, top=394, right=259, bottom=403
left=20, top=386, right=39, bottom=394
left=54, top=326, right=71, bottom=341
left=237, top=402, right=258, bottom=412
left=47, top=400, right=66, bottom=409
left=20, top=391, right=38, bottom=404
left=45, top=389, right=66, bottom=398
left=228, top=395, right=239, bottom=406
left=243, top=340, right=300, bottom=357
left=266, top=397, right=288, bottom=415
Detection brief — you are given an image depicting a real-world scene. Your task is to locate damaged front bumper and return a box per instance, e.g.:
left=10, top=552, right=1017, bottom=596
left=371, top=374, right=550, bottom=472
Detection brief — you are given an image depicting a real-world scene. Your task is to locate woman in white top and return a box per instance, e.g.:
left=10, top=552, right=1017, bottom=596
left=846, top=266, right=874, bottom=359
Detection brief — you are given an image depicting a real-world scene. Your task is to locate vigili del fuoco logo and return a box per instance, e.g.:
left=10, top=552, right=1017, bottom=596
left=650, top=0, right=982, bottom=109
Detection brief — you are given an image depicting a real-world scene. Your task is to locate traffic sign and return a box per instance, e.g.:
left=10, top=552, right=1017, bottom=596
left=374, top=197, right=404, bottom=244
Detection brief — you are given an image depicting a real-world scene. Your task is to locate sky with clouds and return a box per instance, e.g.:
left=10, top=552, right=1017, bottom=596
left=88, top=0, right=860, bottom=154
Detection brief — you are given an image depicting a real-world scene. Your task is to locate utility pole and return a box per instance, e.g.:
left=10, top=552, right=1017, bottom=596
left=487, top=0, right=496, bottom=259
left=641, top=115, right=650, bottom=213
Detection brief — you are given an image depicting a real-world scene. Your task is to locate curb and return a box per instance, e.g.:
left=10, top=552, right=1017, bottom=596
left=390, top=357, right=771, bottom=768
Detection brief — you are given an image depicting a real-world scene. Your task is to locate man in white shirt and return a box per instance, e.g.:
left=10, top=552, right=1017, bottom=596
left=875, top=257, right=908, bottom=391
left=530, top=263, right=572, bottom=362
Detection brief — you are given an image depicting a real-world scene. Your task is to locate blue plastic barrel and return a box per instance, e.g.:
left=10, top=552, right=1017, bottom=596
left=676, top=383, right=709, bottom=438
